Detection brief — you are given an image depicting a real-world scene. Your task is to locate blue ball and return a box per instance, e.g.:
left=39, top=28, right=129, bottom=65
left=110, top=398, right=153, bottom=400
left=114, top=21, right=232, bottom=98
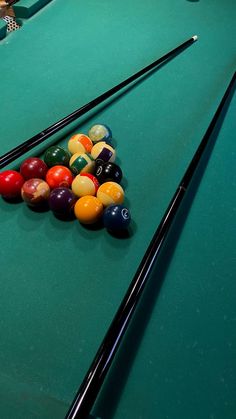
left=103, top=204, right=131, bottom=231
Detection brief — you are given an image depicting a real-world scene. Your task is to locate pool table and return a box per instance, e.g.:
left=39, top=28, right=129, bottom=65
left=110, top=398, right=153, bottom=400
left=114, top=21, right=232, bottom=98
left=0, top=0, right=236, bottom=418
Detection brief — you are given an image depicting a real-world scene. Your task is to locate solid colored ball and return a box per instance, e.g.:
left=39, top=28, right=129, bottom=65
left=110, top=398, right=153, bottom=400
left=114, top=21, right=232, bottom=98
left=91, top=142, right=116, bottom=163
left=74, top=196, right=103, bottom=224
left=97, top=181, right=124, bottom=206
left=49, top=187, right=77, bottom=217
left=103, top=204, right=131, bottom=231
left=46, top=165, right=73, bottom=189
left=69, top=153, right=95, bottom=175
left=0, top=170, right=24, bottom=199
left=95, top=161, right=122, bottom=184
left=71, top=173, right=99, bottom=198
left=88, top=124, right=112, bottom=144
left=21, top=178, right=50, bottom=206
left=44, top=146, right=70, bottom=167
left=20, top=157, right=48, bottom=180
left=68, top=134, right=93, bottom=155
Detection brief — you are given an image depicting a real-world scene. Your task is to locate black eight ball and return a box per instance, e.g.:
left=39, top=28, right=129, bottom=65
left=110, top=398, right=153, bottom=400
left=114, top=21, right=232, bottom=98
left=95, top=161, right=122, bottom=184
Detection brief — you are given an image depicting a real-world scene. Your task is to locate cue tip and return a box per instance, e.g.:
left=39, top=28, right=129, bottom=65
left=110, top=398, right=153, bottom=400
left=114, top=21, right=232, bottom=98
left=192, top=35, right=198, bottom=41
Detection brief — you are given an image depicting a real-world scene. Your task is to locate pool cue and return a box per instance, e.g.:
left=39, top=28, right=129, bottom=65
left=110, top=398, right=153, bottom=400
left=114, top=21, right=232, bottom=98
left=0, top=36, right=197, bottom=170
left=65, top=70, right=236, bottom=419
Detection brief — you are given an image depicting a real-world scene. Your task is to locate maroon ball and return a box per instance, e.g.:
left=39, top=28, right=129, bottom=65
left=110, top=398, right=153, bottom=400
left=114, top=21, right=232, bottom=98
left=21, top=178, right=50, bottom=206
left=49, top=187, right=77, bottom=217
left=20, top=157, right=48, bottom=180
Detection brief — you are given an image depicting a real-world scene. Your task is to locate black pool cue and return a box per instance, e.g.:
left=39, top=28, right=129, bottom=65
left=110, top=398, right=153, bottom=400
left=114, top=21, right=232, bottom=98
left=0, top=36, right=197, bottom=170
left=65, top=70, right=236, bottom=419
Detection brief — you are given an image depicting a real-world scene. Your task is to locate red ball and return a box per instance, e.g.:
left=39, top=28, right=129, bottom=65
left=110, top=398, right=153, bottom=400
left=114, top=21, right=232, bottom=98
left=0, top=170, right=24, bottom=199
left=20, top=157, right=48, bottom=180
left=21, top=178, right=50, bottom=206
left=46, top=165, right=73, bottom=189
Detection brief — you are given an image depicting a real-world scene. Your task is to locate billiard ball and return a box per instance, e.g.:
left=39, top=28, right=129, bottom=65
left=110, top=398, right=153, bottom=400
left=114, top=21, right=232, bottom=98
left=88, top=124, right=112, bottom=144
left=20, top=157, right=48, bottom=180
left=91, top=142, right=116, bottom=163
left=0, top=170, right=24, bottom=199
left=49, top=187, right=77, bottom=217
left=46, top=165, right=73, bottom=189
left=95, top=161, right=122, bottom=184
left=97, top=181, right=124, bottom=206
left=21, top=178, right=50, bottom=206
left=69, top=153, right=95, bottom=175
left=71, top=173, right=99, bottom=198
left=103, top=204, right=131, bottom=231
left=68, top=134, right=93, bottom=155
left=44, top=146, right=70, bottom=167
left=74, top=196, right=103, bottom=224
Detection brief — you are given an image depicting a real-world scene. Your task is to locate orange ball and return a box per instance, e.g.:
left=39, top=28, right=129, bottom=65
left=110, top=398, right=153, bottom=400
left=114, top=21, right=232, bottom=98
left=46, top=165, right=73, bottom=189
left=96, top=181, right=124, bottom=206
left=74, top=196, right=103, bottom=224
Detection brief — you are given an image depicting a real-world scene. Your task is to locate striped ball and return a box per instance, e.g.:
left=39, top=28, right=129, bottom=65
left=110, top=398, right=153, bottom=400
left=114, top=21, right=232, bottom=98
left=69, top=153, right=95, bottom=175
left=88, top=124, right=112, bottom=144
left=71, top=173, right=99, bottom=197
left=91, top=142, right=116, bottom=163
left=97, top=181, right=124, bottom=206
left=68, top=134, right=93, bottom=155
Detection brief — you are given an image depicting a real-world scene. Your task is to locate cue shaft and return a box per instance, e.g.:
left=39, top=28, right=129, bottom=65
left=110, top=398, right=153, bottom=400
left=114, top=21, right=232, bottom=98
left=0, top=36, right=197, bottom=170
left=65, top=70, right=236, bottom=419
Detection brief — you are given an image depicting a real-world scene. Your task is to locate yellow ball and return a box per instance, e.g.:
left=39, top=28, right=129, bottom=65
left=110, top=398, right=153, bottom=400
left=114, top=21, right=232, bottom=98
left=68, top=134, right=93, bottom=155
left=91, top=142, right=116, bottom=162
left=97, top=181, right=124, bottom=206
left=74, top=196, right=103, bottom=224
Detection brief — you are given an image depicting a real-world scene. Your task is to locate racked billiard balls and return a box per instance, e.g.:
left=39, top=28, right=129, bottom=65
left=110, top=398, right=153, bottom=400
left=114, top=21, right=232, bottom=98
left=71, top=173, right=99, bottom=198
left=95, top=161, right=122, bottom=184
left=88, top=124, right=112, bottom=144
left=21, top=178, right=50, bottom=206
left=20, top=157, right=48, bottom=180
left=103, top=204, right=131, bottom=231
left=49, top=187, right=77, bottom=217
left=69, top=153, right=95, bottom=175
left=68, top=134, right=93, bottom=155
left=97, top=181, right=124, bottom=206
left=0, top=170, right=24, bottom=199
left=74, top=196, right=103, bottom=224
left=91, top=142, right=116, bottom=163
left=46, top=165, right=73, bottom=189
left=44, top=146, right=70, bottom=167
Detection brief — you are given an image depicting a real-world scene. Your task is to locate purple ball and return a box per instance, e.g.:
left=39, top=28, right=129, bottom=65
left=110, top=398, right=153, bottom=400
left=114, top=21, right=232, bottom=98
left=49, top=187, right=77, bottom=217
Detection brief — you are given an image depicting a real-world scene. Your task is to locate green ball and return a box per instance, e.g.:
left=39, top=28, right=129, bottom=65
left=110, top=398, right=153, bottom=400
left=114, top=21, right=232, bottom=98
left=44, top=146, right=70, bottom=167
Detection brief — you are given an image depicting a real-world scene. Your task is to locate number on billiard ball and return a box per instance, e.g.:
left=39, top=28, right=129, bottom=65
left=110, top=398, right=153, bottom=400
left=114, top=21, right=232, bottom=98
left=103, top=204, right=131, bottom=231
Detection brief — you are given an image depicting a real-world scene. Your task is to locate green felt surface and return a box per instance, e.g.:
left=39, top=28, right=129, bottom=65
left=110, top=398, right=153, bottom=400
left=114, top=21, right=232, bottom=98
left=0, top=0, right=236, bottom=418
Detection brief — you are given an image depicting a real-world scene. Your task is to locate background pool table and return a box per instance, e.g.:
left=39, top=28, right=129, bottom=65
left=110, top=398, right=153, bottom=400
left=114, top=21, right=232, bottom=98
left=0, top=0, right=236, bottom=418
